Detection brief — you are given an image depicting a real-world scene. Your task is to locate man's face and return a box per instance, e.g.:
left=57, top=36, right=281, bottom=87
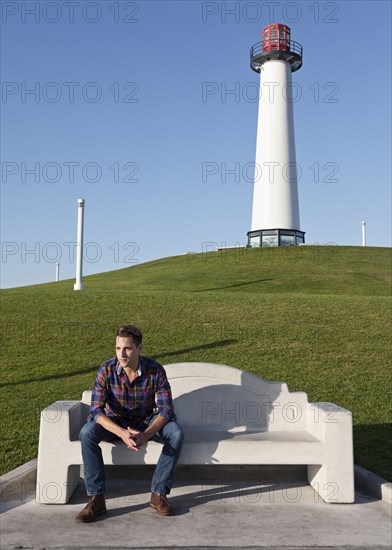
left=115, top=336, right=142, bottom=369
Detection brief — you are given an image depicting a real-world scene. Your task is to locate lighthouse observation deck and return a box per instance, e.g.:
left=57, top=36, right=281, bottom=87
left=250, top=23, right=302, bottom=73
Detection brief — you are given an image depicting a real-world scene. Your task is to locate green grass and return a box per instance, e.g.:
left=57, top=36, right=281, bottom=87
left=1, top=245, right=391, bottom=479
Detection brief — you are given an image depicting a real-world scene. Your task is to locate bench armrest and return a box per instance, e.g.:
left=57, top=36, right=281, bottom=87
left=307, top=401, right=353, bottom=442
left=36, top=400, right=88, bottom=504
left=38, top=400, right=88, bottom=443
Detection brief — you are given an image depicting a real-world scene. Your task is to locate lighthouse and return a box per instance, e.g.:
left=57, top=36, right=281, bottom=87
left=247, top=24, right=305, bottom=247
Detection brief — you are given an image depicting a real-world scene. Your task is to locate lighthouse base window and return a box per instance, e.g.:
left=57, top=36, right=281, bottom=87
left=247, top=229, right=305, bottom=247
left=280, top=232, right=296, bottom=246
left=249, top=234, right=261, bottom=248
left=262, top=231, right=278, bottom=247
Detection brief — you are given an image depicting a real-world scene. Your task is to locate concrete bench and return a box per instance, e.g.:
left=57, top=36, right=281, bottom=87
left=36, top=362, right=355, bottom=504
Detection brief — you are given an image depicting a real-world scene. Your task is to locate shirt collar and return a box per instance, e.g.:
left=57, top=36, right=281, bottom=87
left=116, top=357, right=143, bottom=376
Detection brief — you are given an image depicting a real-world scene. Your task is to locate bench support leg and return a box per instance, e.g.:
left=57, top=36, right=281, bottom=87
left=308, top=464, right=355, bottom=503
left=36, top=465, right=80, bottom=504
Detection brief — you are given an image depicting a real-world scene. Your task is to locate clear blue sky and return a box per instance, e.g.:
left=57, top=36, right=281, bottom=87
left=1, top=0, right=391, bottom=288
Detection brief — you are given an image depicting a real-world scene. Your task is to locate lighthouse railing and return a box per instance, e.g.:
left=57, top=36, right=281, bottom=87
left=250, top=39, right=303, bottom=59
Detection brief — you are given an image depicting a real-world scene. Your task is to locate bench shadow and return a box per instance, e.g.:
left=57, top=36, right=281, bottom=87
left=68, top=473, right=310, bottom=518
left=169, top=480, right=310, bottom=515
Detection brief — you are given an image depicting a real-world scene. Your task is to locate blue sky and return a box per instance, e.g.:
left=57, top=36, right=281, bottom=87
left=1, top=0, right=391, bottom=288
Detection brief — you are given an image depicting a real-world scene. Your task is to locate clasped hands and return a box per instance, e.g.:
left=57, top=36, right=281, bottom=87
left=121, top=426, right=150, bottom=451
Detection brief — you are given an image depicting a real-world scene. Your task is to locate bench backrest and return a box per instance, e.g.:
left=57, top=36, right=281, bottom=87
left=82, top=362, right=310, bottom=433
left=166, top=362, right=309, bottom=432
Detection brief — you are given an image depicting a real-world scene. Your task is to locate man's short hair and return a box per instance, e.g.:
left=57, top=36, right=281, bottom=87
left=116, top=325, right=143, bottom=347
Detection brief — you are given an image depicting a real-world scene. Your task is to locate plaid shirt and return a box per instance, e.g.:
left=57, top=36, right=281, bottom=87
left=88, top=356, right=174, bottom=431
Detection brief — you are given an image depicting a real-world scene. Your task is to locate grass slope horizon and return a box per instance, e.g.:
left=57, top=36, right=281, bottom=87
left=1, top=245, right=391, bottom=480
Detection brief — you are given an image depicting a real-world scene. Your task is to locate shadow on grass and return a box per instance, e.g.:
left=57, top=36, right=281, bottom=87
left=0, top=339, right=237, bottom=388
left=353, top=423, right=392, bottom=482
left=0, top=364, right=99, bottom=388
left=191, top=278, right=274, bottom=292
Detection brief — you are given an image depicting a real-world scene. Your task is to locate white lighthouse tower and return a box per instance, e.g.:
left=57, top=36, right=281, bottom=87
left=247, top=24, right=305, bottom=247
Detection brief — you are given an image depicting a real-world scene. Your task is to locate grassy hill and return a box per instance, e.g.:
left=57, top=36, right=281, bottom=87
left=1, top=245, right=391, bottom=479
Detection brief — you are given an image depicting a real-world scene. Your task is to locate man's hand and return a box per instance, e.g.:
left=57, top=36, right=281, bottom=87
left=133, top=431, right=151, bottom=449
left=121, top=426, right=140, bottom=451
left=133, top=415, right=168, bottom=448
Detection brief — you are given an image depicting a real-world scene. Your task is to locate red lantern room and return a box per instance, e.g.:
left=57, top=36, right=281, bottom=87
left=262, top=23, right=290, bottom=52
left=250, top=23, right=303, bottom=73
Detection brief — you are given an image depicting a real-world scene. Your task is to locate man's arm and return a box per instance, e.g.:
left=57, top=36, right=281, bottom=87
left=134, top=365, right=172, bottom=448
left=155, top=365, right=175, bottom=421
left=134, top=415, right=168, bottom=448
left=96, top=414, right=140, bottom=451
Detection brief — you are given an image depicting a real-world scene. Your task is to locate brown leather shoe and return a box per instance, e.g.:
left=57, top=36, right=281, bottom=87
left=75, top=495, right=107, bottom=523
left=149, top=492, right=172, bottom=516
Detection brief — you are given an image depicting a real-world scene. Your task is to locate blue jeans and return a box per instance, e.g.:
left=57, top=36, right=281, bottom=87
left=79, top=416, right=184, bottom=497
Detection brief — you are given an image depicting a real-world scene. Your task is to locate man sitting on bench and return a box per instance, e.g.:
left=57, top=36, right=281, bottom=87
left=75, top=325, right=184, bottom=523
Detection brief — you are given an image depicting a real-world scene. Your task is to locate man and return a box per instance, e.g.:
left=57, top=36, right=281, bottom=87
left=75, top=325, right=184, bottom=522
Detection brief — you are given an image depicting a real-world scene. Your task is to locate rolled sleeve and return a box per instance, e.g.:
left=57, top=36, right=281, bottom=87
left=155, top=366, right=174, bottom=421
left=88, top=365, right=108, bottom=421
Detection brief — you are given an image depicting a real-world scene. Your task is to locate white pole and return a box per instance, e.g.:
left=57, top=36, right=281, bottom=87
left=55, top=262, right=60, bottom=282
left=361, top=220, right=366, bottom=247
left=74, top=198, right=85, bottom=291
